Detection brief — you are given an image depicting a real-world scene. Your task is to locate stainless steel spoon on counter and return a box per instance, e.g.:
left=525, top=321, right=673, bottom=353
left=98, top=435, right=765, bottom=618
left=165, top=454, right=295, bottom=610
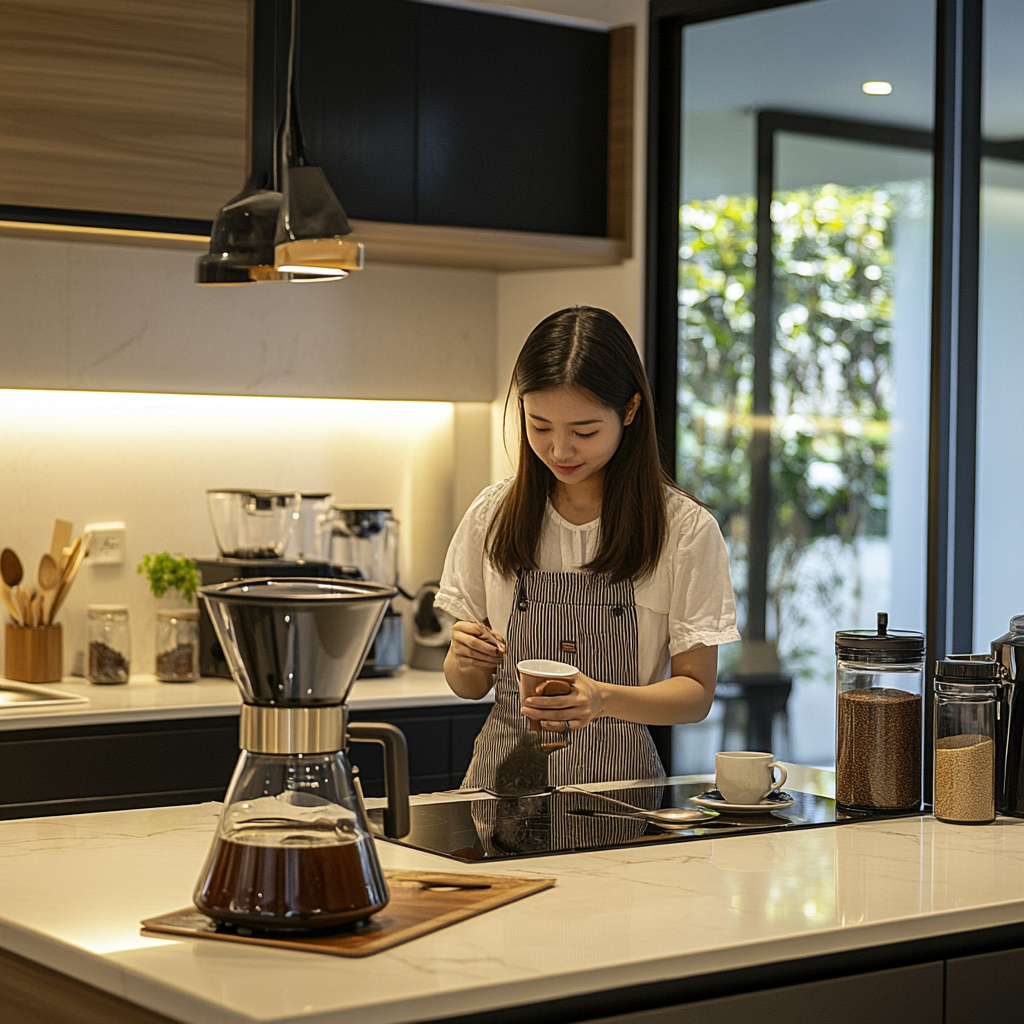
left=557, top=786, right=718, bottom=827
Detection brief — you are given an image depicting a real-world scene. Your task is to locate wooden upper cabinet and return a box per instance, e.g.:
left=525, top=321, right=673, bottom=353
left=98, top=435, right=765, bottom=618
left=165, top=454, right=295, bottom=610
left=0, top=0, right=249, bottom=224
left=0, top=0, right=634, bottom=270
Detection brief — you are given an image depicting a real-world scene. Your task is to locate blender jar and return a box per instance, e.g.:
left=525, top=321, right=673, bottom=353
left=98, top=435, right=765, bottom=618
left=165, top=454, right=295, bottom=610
left=206, top=489, right=300, bottom=559
left=283, top=492, right=333, bottom=562
left=318, top=508, right=399, bottom=583
left=87, top=605, right=131, bottom=684
left=155, top=609, right=199, bottom=682
left=193, top=746, right=388, bottom=931
left=836, top=612, right=925, bottom=811
left=934, top=656, right=999, bottom=824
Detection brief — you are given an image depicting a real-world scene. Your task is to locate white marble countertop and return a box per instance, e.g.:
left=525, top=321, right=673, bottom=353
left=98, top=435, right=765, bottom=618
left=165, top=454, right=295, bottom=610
left=2, top=771, right=1024, bottom=1024
left=0, top=669, right=491, bottom=732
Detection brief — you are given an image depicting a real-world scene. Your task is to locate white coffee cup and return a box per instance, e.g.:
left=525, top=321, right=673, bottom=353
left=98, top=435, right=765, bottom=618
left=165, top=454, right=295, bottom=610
left=715, top=751, right=788, bottom=805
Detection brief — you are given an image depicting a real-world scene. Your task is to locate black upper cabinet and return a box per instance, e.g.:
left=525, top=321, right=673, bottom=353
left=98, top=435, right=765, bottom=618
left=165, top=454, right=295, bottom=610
left=252, top=0, right=610, bottom=237
left=416, top=5, right=608, bottom=235
left=253, top=0, right=418, bottom=224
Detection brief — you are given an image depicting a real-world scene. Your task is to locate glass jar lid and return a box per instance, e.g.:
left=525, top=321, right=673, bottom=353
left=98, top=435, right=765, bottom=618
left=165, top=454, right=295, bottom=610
left=836, top=612, right=924, bottom=662
left=934, top=654, right=1001, bottom=682
left=157, top=608, right=199, bottom=621
left=88, top=604, right=129, bottom=617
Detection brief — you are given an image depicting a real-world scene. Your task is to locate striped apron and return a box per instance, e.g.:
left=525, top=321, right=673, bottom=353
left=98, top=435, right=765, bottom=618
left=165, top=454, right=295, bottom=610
left=462, top=569, right=665, bottom=790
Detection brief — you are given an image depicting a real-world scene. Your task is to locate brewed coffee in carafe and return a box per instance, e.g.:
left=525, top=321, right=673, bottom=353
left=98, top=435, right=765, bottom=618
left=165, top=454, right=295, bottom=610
left=196, top=578, right=408, bottom=933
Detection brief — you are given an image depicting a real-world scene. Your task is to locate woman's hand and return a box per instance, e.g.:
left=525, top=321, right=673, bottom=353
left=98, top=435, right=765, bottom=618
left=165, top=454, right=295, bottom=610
left=449, top=621, right=506, bottom=673
left=521, top=672, right=606, bottom=731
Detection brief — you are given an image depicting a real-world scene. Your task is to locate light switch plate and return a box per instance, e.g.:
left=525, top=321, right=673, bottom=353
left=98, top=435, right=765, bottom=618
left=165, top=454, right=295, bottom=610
left=85, top=522, right=126, bottom=565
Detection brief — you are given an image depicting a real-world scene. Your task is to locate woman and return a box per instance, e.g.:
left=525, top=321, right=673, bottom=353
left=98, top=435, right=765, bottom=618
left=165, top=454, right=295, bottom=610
left=435, top=306, right=740, bottom=788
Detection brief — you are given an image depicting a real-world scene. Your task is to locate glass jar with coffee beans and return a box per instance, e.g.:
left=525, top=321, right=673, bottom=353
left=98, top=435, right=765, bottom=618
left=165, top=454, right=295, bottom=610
left=87, top=605, right=131, bottom=684
left=155, top=608, right=199, bottom=682
left=835, top=612, right=925, bottom=812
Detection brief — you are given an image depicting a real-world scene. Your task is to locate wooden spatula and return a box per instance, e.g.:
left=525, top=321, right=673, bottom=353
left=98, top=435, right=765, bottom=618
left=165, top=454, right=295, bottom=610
left=49, top=519, right=73, bottom=564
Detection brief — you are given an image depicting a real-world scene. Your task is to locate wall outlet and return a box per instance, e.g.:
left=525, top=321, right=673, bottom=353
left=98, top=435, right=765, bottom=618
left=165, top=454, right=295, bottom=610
left=85, top=522, right=126, bottom=565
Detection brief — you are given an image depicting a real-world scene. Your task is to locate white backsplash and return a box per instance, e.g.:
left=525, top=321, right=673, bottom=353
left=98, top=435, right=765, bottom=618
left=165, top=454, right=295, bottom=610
left=0, top=390, right=491, bottom=677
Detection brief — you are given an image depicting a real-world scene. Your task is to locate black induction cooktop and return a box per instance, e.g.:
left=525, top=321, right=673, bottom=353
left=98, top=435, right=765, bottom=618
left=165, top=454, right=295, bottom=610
left=369, top=776, right=922, bottom=862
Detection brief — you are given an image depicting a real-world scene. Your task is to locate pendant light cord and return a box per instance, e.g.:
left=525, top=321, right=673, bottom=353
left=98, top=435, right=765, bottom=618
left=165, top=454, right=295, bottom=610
left=278, top=0, right=301, bottom=182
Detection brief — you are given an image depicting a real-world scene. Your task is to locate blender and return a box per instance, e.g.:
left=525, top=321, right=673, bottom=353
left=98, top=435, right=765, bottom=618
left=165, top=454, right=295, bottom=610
left=193, top=578, right=410, bottom=932
left=197, top=490, right=360, bottom=678
left=319, top=508, right=403, bottom=676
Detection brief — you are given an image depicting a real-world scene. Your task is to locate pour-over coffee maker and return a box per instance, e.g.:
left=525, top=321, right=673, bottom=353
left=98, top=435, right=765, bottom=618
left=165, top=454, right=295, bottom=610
left=193, top=578, right=410, bottom=932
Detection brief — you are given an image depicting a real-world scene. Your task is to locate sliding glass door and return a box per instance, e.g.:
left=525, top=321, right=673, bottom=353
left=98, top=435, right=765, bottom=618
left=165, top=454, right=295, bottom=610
left=673, top=0, right=936, bottom=771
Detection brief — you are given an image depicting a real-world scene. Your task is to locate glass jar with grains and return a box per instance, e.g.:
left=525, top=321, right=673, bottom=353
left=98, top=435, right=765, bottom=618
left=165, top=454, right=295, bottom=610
left=933, top=655, right=999, bottom=825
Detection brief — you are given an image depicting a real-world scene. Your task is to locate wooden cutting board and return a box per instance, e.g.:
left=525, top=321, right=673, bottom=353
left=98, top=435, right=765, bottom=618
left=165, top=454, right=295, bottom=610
left=141, top=869, right=555, bottom=957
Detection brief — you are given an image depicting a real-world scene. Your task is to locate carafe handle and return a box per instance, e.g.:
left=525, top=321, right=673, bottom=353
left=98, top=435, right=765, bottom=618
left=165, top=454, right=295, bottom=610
left=348, top=722, right=410, bottom=838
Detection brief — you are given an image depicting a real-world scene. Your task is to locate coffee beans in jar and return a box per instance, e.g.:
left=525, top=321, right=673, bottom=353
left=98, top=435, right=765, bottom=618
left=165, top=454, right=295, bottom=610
left=837, top=688, right=922, bottom=809
left=835, top=613, right=925, bottom=812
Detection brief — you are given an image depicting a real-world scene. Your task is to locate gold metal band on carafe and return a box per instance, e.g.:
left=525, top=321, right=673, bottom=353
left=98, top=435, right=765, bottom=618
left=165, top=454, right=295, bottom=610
left=239, top=704, right=347, bottom=754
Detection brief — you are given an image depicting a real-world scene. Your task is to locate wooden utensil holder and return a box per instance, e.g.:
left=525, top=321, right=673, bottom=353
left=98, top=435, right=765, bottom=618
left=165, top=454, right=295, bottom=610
left=5, top=624, right=63, bottom=683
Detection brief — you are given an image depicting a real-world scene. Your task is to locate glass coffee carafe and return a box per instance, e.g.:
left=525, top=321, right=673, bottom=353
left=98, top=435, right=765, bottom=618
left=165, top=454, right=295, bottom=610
left=194, top=578, right=409, bottom=932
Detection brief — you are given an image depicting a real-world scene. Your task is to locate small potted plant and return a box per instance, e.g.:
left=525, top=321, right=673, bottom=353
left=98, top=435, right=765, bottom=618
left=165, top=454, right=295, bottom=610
left=137, top=553, right=201, bottom=683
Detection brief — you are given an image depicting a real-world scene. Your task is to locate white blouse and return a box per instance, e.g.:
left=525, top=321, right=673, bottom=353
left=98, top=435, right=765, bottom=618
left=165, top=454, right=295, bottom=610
left=435, top=479, right=741, bottom=687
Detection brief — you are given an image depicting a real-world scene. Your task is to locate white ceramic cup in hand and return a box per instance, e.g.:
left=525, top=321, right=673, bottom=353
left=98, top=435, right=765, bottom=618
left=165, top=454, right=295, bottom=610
left=715, top=751, right=788, bottom=805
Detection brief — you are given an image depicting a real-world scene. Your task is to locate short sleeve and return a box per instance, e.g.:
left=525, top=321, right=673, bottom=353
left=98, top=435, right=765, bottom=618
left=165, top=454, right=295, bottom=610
left=668, top=501, right=742, bottom=656
left=435, top=480, right=510, bottom=624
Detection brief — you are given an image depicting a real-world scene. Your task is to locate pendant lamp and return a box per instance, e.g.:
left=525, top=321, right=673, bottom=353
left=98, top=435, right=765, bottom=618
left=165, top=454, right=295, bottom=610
left=273, top=0, right=364, bottom=276
left=195, top=174, right=284, bottom=285
left=196, top=0, right=356, bottom=285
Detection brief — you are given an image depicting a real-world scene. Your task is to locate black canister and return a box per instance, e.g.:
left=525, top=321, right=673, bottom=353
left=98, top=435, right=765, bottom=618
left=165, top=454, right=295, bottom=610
left=992, top=614, right=1024, bottom=816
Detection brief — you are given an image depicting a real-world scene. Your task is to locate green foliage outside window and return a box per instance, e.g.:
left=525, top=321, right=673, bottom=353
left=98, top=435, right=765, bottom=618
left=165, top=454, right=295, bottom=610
left=678, top=183, right=900, bottom=674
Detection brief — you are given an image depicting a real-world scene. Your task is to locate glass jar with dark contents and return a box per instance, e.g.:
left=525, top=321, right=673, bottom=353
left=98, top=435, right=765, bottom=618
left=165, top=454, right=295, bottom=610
left=836, top=612, right=925, bottom=811
left=87, top=605, right=131, bottom=684
left=155, top=609, right=199, bottom=682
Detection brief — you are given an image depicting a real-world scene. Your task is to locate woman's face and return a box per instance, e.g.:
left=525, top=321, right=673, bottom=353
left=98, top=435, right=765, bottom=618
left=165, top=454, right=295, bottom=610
left=522, top=386, right=639, bottom=489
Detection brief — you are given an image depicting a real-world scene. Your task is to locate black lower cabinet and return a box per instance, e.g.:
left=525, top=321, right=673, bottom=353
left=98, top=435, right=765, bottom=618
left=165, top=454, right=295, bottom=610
left=0, top=703, right=492, bottom=819
left=0, top=717, right=241, bottom=820
left=590, top=962, right=943, bottom=1024
left=349, top=704, right=490, bottom=798
left=946, top=947, right=1024, bottom=1024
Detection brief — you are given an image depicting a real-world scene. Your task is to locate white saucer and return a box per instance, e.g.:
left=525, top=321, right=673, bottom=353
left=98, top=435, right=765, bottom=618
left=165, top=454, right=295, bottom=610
left=690, top=790, right=796, bottom=814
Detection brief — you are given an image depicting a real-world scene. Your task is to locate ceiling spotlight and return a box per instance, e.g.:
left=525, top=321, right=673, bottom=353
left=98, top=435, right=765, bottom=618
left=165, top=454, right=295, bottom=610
left=862, top=81, right=893, bottom=96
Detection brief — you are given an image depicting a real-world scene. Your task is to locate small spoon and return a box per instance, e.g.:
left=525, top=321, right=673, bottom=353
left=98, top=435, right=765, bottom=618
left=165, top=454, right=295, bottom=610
left=558, top=786, right=718, bottom=827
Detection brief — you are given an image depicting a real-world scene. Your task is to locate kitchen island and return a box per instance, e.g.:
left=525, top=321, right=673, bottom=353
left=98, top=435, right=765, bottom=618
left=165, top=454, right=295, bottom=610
left=2, top=771, right=1024, bottom=1024
left=0, top=672, right=493, bottom=817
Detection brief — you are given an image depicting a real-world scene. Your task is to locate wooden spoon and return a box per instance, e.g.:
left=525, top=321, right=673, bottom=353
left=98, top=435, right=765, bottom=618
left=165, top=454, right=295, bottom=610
left=0, top=548, right=23, bottom=590
left=1, top=549, right=29, bottom=627
left=37, top=553, right=60, bottom=626
left=0, top=579, right=22, bottom=625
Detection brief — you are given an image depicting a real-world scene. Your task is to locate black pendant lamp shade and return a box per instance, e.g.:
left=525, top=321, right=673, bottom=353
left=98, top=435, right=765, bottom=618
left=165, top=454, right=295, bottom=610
left=195, top=0, right=359, bottom=286
left=272, top=0, right=363, bottom=276
left=196, top=176, right=284, bottom=285
left=274, top=165, right=364, bottom=274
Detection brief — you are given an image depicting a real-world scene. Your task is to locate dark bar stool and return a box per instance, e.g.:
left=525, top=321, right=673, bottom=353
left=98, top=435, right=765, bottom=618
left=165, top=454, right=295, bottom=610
left=716, top=671, right=792, bottom=757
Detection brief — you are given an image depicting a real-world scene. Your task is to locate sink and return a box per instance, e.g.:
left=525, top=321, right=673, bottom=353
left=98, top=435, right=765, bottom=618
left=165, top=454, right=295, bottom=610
left=0, top=682, right=88, bottom=710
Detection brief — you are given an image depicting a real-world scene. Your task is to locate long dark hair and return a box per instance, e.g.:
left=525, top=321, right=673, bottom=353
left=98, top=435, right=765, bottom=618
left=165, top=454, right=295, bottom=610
left=486, top=306, right=681, bottom=583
